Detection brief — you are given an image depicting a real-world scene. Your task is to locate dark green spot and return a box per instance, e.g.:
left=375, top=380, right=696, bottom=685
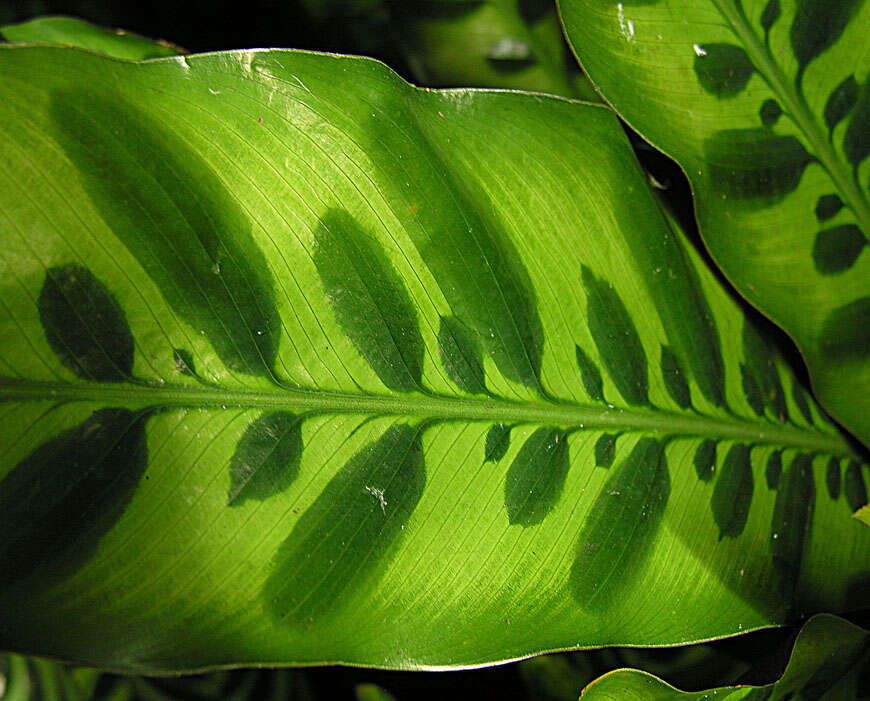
left=826, top=457, right=841, bottom=499
left=518, top=0, right=552, bottom=23
left=743, top=322, right=789, bottom=421
left=693, top=43, right=754, bottom=98
left=766, top=450, right=783, bottom=489
left=575, top=344, right=604, bottom=402
left=594, top=433, right=617, bottom=469
left=790, top=383, right=814, bottom=424
left=741, top=364, right=765, bottom=416
left=694, top=440, right=717, bottom=482
left=582, top=266, right=648, bottom=406
left=711, top=444, right=754, bottom=539
left=844, top=461, right=868, bottom=511
left=50, top=92, right=280, bottom=378
left=791, top=0, right=863, bottom=85
left=812, top=224, right=866, bottom=274
left=504, top=427, right=570, bottom=526
left=227, top=412, right=303, bottom=506
left=0, top=409, right=148, bottom=589
left=704, top=130, right=812, bottom=204
left=438, top=315, right=486, bottom=395
left=819, top=297, right=870, bottom=363
left=484, top=423, right=511, bottom=463
left=825, top=75, right=859, bottom=134
left=660, top=346, right=691, bottom=409
left=38, top=265, right=134, bottom=382
left=173, top=348, right=197, bottom=377
left=761, top=0, right=781, bottom=37
left=263, top=424, right=425, bottom=626
left=771, top=453, right=815, bottom=600
left=759, top=99, right=782, bottom=126
left=572, top=438, right=669, bottom=611
left=815, top=194, right=844, bottom=221
left=313, top=210, right=424, bottom=393
left=844, top=82, right=870, bottom=171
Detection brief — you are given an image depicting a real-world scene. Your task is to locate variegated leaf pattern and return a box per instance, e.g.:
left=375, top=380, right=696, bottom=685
left=559, top=0, right=870, bottom=446
left=0, top=43, right=867, bottom=673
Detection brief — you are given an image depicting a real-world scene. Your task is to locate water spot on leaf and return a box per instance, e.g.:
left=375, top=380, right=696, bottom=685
left=844, top=461, right=868, bottom=511
left=711, top=444, right=753, bottom=539
left=812, top=224, right=866, bottom=274
left=819, top=297, right=870, bottom=363
left=263, top=423, right=425, bottom=626
left=504, top=427, right=570, bottom=526
left=771, top=453, right=815, bottom=600
left=595, top=433, right=617, bottom=468
left=0, top=409, right=148, bottom=589
left=703, top=130, right=812, bottom=204
left=575, top=344, right=604, bottom=402
left=313, top=209, right=424, bottom=394
left=485, top=423, right=511, bottom=463
left=438, top=315, right=487, bottom=395
left=38, top=265, right=134, bottom=382
left=815, top=194, right=844, bottom=221
left=759, top=99, right=782, bottom=126
left=693, top=43, right=754, bottom=98
left=582, top=266, right=648, bottom=407
left=824, top=75, right=859, bottom=135
left=572, top=438, right=669, bottom=611
left=694, top=440, right=717, bottom=482
left=766, top=450, right=783, bottom=490
left=660, top=346, right=691, bottom=409
left=227, top=412, right=303, bottom=506
left=826, top=457, right=841, bottom=499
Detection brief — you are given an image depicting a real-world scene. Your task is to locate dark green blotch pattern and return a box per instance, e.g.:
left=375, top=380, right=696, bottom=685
left=581, top=266, right=648, bottom=407
left=825, top=75, right=859, bottom=134
left=660, top=346, right=691, bottom=409
left=227, top=412, right=303, bottom=506
left=759, top=99, right=782, bottom=126
left=711, top=444, right=753, bottom=539
left=761, top=0, right=781, bottom=37
left=742, top=322, right=788, bottom=421
left=575, top=344, right=604, bottom=402
left=572, top=438, right=669, bottom=611
left=812, top=224, right=866, bottom=274
left=790, top=0, right=863, bottom=85
left=263, top=424, right=425, bottom=626
left=844, top=461, right=868, bottom=512
left=694, top=439, right=717, bottom=482
left=771, top=453, right=815, bottom=599
left=313, top=209, right=424, bottom=394
left=438, top=315, right=486, bottom=395
left=0, top=408, right=148, bottom=589
left=819, top=296, right=870, bottom=363
left=766, top=450, right=783, bottom=490
left=50, top=92, right=280, bottom=378
left=826, top=457, right=841, bottom=500
left=790, top=383, right=814, bottom=425
left=594, top=433, right=617, bottom=469
left=484, top=423, right=511, bottom=463
left=843, top=81, right=870, bottom=171
left=693, top=43, right=754, bottom=98
left=518, top=0, right=552, bottom=23
left=173, top=348, right=197, bottom=377
left=703, top=130, right=812, bottom=204
left=38, top=265, right=134, bottom=382
left=504, top=427, right=569, bottom=526
left=741, top=364, right=765, bottom=416
left=815, top=194, right=844, bottom=221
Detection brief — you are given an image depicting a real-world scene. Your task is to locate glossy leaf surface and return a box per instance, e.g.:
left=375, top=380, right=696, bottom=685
left=0, top=42, right=868, bottom=672
left=579, top=614, right=870, bottom=699
left=559, top=0, right=870, bottom=446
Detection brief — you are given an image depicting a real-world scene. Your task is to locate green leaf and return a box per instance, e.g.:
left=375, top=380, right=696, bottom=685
left=0, top=40, right=868, bottom=672
left=853, top=504, right=870, bottom=526
left=579, top=614, right=870, bottom=699
left=559, top=0, right=870, bottom=446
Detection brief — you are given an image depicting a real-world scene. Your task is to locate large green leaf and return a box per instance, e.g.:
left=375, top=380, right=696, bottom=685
left=579, top=614, right=870, bottom=699
left=558, top=0, right=870, bottom=446
left=0, top=41, right=867, bottom=673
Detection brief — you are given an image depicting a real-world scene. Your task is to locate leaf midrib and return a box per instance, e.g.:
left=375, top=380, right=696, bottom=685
left=0, top=379, right=849, bottom=455
left=713, top=0, right=870, bottom=232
